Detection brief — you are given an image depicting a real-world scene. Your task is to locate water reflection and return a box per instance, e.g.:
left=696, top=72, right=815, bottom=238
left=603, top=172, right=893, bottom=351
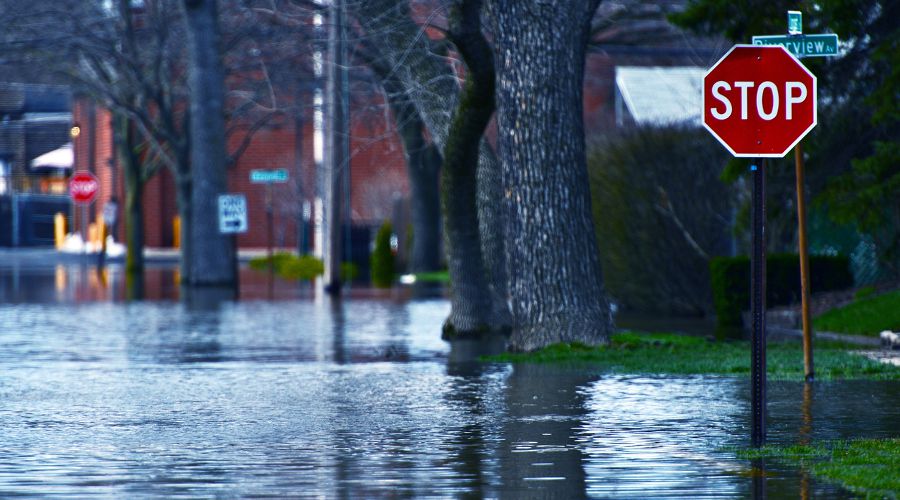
left=0, top=260, right=898, bottom=497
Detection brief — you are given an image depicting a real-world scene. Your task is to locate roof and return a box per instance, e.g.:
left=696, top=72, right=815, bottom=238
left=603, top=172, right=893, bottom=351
left=30, top=142, right=72, bottom=169
left=0, top=83, right=71, bottom=114
left=615, top=66, right=705, bottom=126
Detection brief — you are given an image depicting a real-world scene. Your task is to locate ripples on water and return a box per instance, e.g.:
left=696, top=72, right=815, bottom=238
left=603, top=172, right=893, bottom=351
left=0, top=263, right=898, bottom=498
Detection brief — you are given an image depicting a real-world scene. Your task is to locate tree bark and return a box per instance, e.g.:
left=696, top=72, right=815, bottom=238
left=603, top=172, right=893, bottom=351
left=440, top=0, right=500, bottom=337
left=182, top=0, right=236, bottom=287
left=385, top=87, right=442, bottom=274
left=351, top=0, right=511, bottom=333
left=323, top=0, right=348, bottom=294
left=490, top=0, right=613, bottom=350
left=115, top=112, right=144, bottom=277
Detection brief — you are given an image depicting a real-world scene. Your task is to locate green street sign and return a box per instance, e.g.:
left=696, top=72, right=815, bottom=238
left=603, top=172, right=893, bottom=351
left=787, top=10, right=803, bottom=35
left=751, top=34, right=839, bottom=57
left=250, top=168, right=289, bottom=184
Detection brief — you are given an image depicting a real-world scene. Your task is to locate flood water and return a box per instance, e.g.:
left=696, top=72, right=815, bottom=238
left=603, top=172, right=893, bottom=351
left=1, top=255, right=898, bottom=498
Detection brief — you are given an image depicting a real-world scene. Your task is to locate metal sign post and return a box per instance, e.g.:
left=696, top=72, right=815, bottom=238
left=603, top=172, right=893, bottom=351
left=752, top=14, right=840, bottom=382
left=704, top=44, right=818, bottom=447
left=750, top=160, right=767, bottom=447
left=250, top=169, right=289, bottom=297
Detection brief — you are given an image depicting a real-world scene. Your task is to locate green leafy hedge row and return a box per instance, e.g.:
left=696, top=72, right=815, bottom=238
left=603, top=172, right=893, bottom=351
left=370, top=221, right=394, bottom=288
left=710, top=254, right=853, bottom=327
left=248, top=252, right=324, bottom=281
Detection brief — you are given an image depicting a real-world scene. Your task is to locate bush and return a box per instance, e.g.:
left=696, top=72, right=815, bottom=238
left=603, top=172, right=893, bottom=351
left=248, top=252, right=324, bottom=281
left=371, top=221, right=394, bottom=288
left=588, top=125, right=733, bottom=315
left=280, top=254, right=324, bottom=281
left=341, top=262, right=359, bottom=282
left=710, top=254, right=853, bottom=327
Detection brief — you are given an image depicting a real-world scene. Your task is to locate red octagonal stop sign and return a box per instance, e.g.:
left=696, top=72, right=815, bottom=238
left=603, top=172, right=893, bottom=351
left=703, top=45, right=816, bottom=157
left=69, top=171, right=99, bottom=204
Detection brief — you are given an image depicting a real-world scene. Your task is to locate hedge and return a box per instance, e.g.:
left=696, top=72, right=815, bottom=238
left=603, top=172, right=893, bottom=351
left=370, top=221, right=394, bottom=288
left=710, top=254, right=853, bottom=327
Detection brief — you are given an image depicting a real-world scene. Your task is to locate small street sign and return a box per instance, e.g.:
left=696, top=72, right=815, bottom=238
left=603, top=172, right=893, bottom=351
left=69, top=171, right=99, bottom=204
left=787, top=10, right=803, bottom=35
left=703, top=45, right=817, bottom=157
left=218, top=194, right=248, bottom=234
left=250, top=168, right=289, bottom=184
left=751, top=34, right=839, bottom=58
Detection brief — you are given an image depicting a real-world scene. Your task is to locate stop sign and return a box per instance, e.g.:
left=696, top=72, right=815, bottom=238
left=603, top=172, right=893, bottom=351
left=69, top=171, right=99, bottom=204
left=703, top=45, right=816, bottom=157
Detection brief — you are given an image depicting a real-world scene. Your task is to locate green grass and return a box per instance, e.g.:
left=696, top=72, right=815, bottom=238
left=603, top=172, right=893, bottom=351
left=740, top=438, right=900, bottom=498
left=814, top=289, right=900, bottom=336
left=483, top=332, right=900, bottom=380
left=414, top=270, right=450, bottom=283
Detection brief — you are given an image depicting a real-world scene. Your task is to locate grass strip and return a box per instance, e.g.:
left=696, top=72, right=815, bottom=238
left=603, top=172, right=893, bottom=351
left=483, top=332, right=900, bottom=380
left=813, top=289, right=900, bottom=337
left=739, top=438, right=900, bottom=498
left=414, top=271, right=450, bottom=283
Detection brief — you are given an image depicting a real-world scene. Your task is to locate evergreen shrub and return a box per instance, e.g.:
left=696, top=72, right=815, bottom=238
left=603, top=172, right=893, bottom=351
left=710, top=254, right=853, bottom=327
left=371, top=221, right=394, bottom=288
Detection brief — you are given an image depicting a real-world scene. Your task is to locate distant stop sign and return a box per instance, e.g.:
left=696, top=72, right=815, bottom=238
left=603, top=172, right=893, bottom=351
left=69, top=171, right=99, bottom=204
left=703, top=45, right=817, bottom=157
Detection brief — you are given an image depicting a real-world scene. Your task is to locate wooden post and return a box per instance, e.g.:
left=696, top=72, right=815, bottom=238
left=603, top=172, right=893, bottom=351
left=795, top=143, right=814, bottom=381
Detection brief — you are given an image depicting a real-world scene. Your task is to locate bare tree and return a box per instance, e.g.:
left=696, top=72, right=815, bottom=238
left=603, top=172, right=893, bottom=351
left=1, top=0, right=316, bottom=285
left=489, top=0, right=614, bottom=350
left=350, top=0, right=512, bottom=336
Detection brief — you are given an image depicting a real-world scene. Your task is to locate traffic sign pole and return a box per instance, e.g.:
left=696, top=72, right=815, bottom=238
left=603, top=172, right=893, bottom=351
left=266, top=183, right=274, bottom=299
left=751, top=160, right=767, bottom=447
left=703, top=44, right=820, bottom=446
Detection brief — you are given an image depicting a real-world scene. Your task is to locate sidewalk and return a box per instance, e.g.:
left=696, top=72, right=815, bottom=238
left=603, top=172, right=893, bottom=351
left=0, top=246, right=294, bottom=265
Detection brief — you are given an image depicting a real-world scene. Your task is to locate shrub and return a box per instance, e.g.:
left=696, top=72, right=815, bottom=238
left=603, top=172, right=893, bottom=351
left=710, top=254, right=853, bottom=327
left=341, top=262, right=359, bottom=282
left=280, top=254, right=324, bottom=281
left=248, top=252, right=323, bottom=281
left=588, top=125, right=733, bottom=315
left=371, top=221, right=394, bottom=288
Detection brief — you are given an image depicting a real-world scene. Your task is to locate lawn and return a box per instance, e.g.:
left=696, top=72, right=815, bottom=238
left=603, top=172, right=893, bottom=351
left=414, top=270, right=450, bottom=283
left=813, top=289, right=900, bottom=337
left=741, top=438, right=900, bottom=498
left=484, top=332, right=900, bottom=380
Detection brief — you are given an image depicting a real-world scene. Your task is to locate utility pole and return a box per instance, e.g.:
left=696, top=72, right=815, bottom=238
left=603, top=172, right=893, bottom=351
left=323, top=0, right=348, bottom=295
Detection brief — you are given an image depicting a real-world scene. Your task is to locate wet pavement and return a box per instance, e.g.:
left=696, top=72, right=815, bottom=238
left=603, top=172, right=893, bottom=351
left=0, top=255, right=898, bottom=498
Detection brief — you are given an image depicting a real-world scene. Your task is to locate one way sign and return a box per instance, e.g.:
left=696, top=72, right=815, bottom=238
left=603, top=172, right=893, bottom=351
left=218, top=194, right=248, bottom=234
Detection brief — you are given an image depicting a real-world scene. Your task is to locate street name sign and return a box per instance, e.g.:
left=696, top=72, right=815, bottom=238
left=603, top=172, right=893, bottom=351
left=787, top=10, right=803, bottom=35
left=703, top=45, right=817, bottom=158
left=751, top=34, right=839, bottom=58
left=69, top=171, right=99, bottom=204
left=218, top=194, right=248, bottom=234
left=250, top=169, right=289, bottom=184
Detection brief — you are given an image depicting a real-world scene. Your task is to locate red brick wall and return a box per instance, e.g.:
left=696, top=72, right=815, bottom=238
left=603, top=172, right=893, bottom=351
left=73, top=96, right=410, bottom=250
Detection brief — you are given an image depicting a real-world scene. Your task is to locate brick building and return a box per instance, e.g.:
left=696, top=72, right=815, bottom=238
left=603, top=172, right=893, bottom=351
left=69, top=0, right=721, bottom=259
left=0, top=83, right=73, bottom=246
left=72, top=94, right=409, bottom=253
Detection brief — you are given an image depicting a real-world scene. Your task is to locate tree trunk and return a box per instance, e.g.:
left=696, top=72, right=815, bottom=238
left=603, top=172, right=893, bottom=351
left=115, top=113, right=144, bottom=277
left=176, top=172, right=193, bottom=285
left=351, top=0, right=511, bottom=332
left=440, top=0, right=499, bottom=337
left=182, top=0, right=236, bottom=287
left=381, top=79, right=442, bottom=274
left=323, top=0, right=348, bottom=294
left=490, top=0, right=613, bottom=350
